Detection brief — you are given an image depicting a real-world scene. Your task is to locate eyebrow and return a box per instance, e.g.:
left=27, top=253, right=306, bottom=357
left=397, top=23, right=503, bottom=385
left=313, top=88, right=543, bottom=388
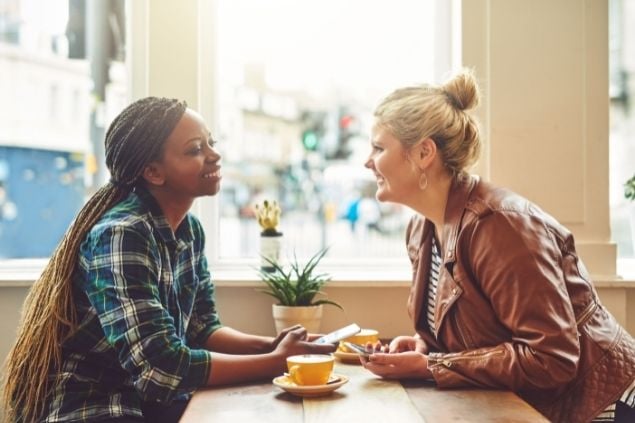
left=185, top=135, right=207, bottom=145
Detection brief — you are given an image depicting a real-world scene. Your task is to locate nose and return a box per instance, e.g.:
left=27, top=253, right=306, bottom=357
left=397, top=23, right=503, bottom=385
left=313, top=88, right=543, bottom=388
left=205, top=145, right=221, bottom=163
left=364, top=157, right=373, bottom=169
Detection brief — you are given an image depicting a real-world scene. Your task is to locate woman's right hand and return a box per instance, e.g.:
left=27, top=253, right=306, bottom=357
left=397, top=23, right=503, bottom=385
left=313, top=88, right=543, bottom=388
left=388, top=335, right=428, bottom=354
left=273, top=326, right=336, bottom=358
left=269, top=324, right=304, bottom=351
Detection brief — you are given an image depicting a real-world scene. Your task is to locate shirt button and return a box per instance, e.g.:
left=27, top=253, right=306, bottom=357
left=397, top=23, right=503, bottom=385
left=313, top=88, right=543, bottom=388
left=452, top=288, right=457, bottom=295
left=447, top=252, right=452, bottom=258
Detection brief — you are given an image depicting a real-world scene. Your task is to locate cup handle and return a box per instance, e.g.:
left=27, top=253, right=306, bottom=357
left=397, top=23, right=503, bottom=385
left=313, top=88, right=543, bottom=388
left=288, top=365, right=302, bottom=385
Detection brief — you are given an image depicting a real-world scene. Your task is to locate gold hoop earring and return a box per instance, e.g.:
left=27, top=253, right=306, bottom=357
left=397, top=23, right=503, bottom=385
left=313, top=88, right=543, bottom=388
left=418, top=172, right=428, bottom=190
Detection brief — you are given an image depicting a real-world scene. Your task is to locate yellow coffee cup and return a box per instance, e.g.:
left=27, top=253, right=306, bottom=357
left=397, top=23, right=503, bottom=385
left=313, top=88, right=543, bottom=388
left=286, top=354, right=334, bottom=386
left=339, top=329, right=379, bottom=353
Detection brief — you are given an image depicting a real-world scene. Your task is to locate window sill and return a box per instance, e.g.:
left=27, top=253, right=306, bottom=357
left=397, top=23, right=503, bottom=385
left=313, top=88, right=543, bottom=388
left=1, top=258, right=634, bottom=288
left=0, top=259, right=48, bottom=287
left=207, top=258, right=413, bottom=287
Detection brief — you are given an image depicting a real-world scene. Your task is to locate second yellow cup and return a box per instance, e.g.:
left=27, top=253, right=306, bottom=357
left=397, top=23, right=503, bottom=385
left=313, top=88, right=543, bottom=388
left=339, top=329, right=379, bottom=353
left=286, top=354, right=334, bottom=386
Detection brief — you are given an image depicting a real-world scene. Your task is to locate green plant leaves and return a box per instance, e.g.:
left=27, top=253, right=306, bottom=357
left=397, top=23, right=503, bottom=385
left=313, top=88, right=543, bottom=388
left=625, top=174, right=635, bottom=201
left=256, top=247, right=342, bottom=309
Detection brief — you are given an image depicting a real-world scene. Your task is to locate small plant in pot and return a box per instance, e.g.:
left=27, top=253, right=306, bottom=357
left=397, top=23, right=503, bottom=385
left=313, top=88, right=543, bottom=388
left=626, top=174, right=635, bottom=254
left=625, top=174, right=635, bottom=202
left=254, top=200, right=283, bottom=272
left=258, top=247, right=342, bottom=334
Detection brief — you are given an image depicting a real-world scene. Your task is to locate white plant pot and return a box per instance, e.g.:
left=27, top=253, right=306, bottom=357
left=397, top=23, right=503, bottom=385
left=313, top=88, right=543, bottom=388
left=260, top=233, right=283, bottom=272
left=630, top=203, right=635, bottom=254
left=272, top=304, right=323, bottom=334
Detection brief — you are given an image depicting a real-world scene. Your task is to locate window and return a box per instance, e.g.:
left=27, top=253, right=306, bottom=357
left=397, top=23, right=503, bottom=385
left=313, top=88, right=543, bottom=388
left=609, top=0, right=635, bottom=274
left=0, top=0, right=127, bottom=260
left=209, top=0, right=458, bottom=267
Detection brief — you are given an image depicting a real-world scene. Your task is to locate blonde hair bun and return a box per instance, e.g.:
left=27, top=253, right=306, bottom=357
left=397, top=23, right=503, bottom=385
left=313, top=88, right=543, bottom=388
left=442, top=69, right=480, bottom=111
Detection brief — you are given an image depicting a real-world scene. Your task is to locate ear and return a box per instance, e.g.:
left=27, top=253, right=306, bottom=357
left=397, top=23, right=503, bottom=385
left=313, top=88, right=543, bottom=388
left=412, top=138, right=437, bottom=169
left=141, top=162, right=166, bottom=186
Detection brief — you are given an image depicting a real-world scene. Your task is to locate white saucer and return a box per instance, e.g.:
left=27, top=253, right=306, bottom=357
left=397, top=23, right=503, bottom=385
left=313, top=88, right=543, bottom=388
left=272, top=373, right=349, bottom=397
left=333, top=349, right=364, bottom=364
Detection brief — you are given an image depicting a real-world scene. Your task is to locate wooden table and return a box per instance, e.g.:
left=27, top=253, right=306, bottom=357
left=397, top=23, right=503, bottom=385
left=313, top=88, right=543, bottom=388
left=181, top=362, right=548, bottom=422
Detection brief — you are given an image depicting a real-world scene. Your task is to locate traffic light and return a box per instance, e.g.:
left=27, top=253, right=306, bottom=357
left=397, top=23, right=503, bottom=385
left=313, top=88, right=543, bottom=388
left=300, top=111, right=326, bottom=152
left=302, top=129, right=319, bottom=151
left=333, top=108, right=357, bottom=159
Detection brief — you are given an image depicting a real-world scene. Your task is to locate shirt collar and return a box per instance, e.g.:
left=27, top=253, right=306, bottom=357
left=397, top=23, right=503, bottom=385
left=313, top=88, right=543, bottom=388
left=421, top=173, right=479, bottom=263
left=441, top=174, right=479, bottom=262
left=134, top=186, right=195, bottom=246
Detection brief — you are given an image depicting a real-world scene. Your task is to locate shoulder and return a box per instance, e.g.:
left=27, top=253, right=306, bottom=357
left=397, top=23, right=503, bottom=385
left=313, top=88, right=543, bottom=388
left=83, top=199, right=155, bottom=252
left=461, top=180, right=569, bottom=244
left=466, top=180, right=531, bottom=217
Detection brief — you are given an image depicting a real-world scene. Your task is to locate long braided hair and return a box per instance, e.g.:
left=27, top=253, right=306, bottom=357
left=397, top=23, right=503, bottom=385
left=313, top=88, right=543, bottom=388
left=2, top=97, right=187, bottom=423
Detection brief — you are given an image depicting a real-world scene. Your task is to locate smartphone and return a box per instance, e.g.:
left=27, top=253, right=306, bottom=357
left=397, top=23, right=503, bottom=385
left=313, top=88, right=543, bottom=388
left=313, top=323, right=361, bottom=344
left=342, top=342, right=371, bottom=358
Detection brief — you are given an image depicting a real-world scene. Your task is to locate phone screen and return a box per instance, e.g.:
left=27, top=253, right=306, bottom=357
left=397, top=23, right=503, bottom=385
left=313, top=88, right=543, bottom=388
left=313, top=323, right=361, bottom=344
left=342, top=342, right=371, bottom=357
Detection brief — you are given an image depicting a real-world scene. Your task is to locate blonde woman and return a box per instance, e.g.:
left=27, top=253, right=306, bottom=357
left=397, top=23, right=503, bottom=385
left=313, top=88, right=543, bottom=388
left=361, top=70, right=635, bottom=423
left=3, top=97, right=334, bottom=422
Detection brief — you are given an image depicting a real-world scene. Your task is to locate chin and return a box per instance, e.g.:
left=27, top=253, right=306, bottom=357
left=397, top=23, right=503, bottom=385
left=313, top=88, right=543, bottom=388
left=202, top=179, right=221, bottom=196
left=375, top=189, right=389, bottom=203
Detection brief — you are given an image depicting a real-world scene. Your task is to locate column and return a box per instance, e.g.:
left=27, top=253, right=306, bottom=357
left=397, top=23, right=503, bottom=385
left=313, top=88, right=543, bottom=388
left=462, top=0, right=616, bottom=276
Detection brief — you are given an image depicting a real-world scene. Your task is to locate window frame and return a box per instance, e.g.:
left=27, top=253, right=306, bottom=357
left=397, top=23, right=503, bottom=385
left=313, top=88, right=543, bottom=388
left=180, top=0, right=460, bottom=277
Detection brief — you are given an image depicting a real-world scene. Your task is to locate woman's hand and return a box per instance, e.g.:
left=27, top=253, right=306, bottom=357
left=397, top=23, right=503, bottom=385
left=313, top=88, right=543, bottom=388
left=269, top=324, right=304, bottom=351
left=361, top=351, right=432, bottom=380
left=388, top=335, right=428, bottom=354
left=273, top=326, right=336, bottom=357
left=270, top=325, right=328, bottom=348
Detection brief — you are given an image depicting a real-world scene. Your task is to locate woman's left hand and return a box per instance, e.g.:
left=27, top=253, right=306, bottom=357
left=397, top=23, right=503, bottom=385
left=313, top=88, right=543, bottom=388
left=361, top=351, right=433, bottom=380
left=269, top=324, right=305, bottom=351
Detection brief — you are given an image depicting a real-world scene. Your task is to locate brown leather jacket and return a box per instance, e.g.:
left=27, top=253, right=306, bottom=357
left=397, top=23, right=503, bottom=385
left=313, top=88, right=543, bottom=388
left=406, top=174, right=635, bottom=423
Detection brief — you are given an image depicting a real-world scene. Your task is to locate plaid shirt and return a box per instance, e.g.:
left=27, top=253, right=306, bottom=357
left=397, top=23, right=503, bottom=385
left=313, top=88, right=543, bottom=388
left=44, top=187, right=222, bottom=422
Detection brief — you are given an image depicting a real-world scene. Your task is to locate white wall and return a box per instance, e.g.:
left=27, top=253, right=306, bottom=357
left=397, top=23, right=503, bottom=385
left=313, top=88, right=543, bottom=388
left=0, top=283, right=632, bottom=364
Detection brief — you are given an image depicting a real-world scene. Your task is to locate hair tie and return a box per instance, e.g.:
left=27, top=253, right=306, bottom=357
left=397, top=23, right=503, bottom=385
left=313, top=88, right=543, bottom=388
left=444, top=92, right=463, bottom=110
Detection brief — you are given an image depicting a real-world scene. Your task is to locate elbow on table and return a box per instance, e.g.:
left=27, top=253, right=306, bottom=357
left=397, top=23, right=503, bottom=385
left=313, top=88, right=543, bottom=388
left=128, top=347, right=194, bottom=403
left=524, top=350, right=579, bottom=390
left=132, top=365, right=185, bottom=403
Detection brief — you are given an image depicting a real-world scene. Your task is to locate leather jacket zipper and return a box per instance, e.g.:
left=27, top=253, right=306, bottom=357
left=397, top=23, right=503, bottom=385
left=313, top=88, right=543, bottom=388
left=437, top=349, right=504, bottom=368
left=453, top=313, right=470, bottom=349
left=575, top=301, right=597, bottom=326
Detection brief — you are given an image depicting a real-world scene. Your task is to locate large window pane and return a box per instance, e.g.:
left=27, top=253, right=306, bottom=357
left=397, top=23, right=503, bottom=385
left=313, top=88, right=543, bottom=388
left=214, top=0, right=453, bottom=262
left=609, top=0, right=635, bottom=270
left=0, top=0, right=127, bottom=259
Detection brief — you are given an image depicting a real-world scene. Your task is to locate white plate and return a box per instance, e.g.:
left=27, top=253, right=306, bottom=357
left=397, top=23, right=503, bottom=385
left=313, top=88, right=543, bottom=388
left=333, top=349, right=364, bottom=364
left=272, top=373, right=349, bottom=397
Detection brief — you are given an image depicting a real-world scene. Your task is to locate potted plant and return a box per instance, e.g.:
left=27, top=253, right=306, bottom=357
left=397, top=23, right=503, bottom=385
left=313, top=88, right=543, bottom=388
left=258, top=248, right=342, bottom=334
left=626, top=174, right=635, bottom=253
left=625, top=174, right=635, bottom=202
left=254, top=200, right=283, bottom=272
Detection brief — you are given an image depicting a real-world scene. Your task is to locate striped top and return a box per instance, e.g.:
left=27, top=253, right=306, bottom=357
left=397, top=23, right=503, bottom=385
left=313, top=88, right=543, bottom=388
left=426, top=237, right=442, bottom=334
left=593, top=380, right=635, bottom=421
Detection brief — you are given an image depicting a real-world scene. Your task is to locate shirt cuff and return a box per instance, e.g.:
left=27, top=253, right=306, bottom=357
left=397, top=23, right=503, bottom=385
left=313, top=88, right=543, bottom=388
left=179, top=348, right=213, bottom=392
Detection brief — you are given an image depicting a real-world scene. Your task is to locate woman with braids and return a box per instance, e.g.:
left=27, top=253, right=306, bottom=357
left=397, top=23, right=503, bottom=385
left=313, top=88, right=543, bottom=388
left=359, top=70, right=635, bottom=423
left=2, top=97, right=335, bottom=423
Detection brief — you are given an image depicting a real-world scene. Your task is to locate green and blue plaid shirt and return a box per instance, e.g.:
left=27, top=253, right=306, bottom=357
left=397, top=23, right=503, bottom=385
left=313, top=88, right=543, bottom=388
left=44, top=187, right=222, bottom=422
